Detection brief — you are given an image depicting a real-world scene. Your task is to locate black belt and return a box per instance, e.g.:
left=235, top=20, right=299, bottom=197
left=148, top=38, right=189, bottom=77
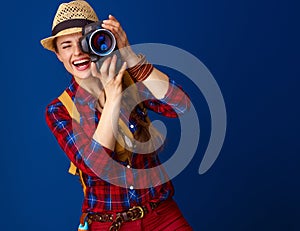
left=86, top=201, right=162, bottom=231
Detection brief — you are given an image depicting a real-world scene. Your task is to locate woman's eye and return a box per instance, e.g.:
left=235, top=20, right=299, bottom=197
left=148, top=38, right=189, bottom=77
left=62, top=45, right=71, bottom=49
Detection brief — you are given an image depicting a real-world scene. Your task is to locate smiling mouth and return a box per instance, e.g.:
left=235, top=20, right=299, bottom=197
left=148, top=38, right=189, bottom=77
left=73, top=58, right=91, bottom=69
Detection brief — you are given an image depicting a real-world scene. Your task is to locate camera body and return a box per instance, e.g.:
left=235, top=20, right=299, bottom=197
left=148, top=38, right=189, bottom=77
left=79, top=21, right=117, bottom=62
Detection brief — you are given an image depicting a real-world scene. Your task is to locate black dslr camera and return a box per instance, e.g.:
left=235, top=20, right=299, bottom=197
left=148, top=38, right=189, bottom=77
left=79, top=21, right=117, bottom=62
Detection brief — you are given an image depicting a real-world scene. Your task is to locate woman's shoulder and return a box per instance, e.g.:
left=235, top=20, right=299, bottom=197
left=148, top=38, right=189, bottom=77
left=45, top=88, right=73, bottom=119
left=45, top=81, right=75, bottom=113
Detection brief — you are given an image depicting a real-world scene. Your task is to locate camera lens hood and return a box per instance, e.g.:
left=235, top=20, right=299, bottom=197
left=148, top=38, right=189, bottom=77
left=88, top=28, right=116, bottom=57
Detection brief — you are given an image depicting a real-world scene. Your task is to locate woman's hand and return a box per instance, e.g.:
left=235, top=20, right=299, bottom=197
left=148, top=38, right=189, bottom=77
left=101, top=15, right=169, bottom=99
left=91, top=54, right=127, bottom=103
left=101, top=15, right=139, bottom=67
left=91, top=55, right=127, bottom=150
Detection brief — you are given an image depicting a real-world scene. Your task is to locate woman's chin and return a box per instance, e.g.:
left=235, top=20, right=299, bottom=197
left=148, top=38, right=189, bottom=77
left=74, top=70, right=92, bottom=80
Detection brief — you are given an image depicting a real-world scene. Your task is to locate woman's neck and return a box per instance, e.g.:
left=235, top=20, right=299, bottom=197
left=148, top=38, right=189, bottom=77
left=74, top=75, right=106, bottom=111
left=74, top=75, right=104, bottom=98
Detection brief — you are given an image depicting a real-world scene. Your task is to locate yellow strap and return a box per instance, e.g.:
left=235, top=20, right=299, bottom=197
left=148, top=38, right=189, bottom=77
left=68, top=162, right=78, bottom=175
left=58, top=90, right=81, bottom=123
left=58, top=90, right=88, bottom=196
left=58, top=74, right=143, bottom=174
left=58, top=91, right=81, bottom=175
left=78, top=167, right=87, bottom=197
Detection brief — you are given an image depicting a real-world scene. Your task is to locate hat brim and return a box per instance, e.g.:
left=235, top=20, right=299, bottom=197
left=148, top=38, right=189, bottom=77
left=40, top=27, right=82, bottom=52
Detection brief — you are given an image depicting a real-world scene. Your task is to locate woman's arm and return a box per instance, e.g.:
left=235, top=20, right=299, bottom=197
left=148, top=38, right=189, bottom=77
left=46, top=57, right=127, bottom=177
left=45, top=99, right=112, bottom=176
left=90, top=55, right=127, bottom=150
left=101, top=15, right=169, bottom=99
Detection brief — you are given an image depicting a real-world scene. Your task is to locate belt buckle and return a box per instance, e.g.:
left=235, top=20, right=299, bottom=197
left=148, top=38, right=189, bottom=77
left=129, top=206, right=144, bottom=221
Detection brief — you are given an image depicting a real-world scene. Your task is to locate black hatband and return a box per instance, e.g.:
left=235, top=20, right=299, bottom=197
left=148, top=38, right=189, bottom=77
left=52, top=19, right=95, bottom=36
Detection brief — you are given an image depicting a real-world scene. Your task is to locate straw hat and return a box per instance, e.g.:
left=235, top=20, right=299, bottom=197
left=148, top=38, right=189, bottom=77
left=40, top=0, right=99, bottom=52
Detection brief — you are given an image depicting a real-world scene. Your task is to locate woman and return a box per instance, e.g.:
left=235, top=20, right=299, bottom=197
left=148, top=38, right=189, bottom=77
left=41, top=1, right=192, bottom=230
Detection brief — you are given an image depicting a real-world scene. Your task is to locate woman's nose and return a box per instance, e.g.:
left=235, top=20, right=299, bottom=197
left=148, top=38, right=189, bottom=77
left=74, top=43, right=83, bottom=55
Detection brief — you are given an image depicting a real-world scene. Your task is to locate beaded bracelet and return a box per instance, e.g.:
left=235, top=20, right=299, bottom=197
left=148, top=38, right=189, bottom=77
left=127, top=54, right=154, bottom=81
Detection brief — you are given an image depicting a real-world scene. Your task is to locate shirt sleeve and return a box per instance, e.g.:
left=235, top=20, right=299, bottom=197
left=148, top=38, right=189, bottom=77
left=139, top=79, right=191, bottom=118
left=45, top=99, right=120, bottom=177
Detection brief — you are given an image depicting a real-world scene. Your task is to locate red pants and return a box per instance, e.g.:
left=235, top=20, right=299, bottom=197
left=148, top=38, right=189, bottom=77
left=89, top=199, right=193, bottom=231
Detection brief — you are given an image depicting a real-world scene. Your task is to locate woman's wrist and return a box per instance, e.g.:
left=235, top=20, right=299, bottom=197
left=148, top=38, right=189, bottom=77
left=119, top=46, right=140, bottom=67
left=127, top=54, right=154, bottom=81
left=124, top=53, right=140, bottom=68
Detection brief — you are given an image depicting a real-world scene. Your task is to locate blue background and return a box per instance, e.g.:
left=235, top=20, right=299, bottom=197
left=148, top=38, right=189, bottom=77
left=0, top=0, right=299, bottom=230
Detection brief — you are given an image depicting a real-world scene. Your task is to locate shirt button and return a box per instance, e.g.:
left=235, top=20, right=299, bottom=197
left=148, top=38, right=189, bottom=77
left=129, top=185, right=134, bottom=190
left=130, top=124, right=134, bottom=129
left=127, top=165, right=131, bottom=168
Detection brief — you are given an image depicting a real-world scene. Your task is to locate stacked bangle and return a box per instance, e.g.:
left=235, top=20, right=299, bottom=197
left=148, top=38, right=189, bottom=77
left=127, top=54, right=154, bottom=81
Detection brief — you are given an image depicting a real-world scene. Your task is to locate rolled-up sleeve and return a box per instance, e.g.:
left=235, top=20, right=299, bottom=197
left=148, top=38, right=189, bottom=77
left=140, top=79, right=191, bottom=118
left=45, top=100, right=118, bottom=177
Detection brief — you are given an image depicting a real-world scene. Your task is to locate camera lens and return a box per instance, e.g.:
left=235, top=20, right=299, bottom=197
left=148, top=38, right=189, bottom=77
left=89, top=29, right=116, bottom=56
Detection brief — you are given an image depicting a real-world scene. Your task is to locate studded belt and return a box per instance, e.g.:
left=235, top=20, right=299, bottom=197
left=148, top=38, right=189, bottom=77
left=83, top=201, right=162, bottom=231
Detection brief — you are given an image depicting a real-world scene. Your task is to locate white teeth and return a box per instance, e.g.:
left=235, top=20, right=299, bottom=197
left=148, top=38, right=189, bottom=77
left=73, top=59, right=89, bottom=65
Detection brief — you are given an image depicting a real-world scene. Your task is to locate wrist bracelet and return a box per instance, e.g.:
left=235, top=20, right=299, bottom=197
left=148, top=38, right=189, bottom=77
left=127, top=54, right=154, bottom=81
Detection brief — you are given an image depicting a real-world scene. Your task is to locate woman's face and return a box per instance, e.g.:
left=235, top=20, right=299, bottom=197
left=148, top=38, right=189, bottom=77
left=55, top=32, right=92, bottom=80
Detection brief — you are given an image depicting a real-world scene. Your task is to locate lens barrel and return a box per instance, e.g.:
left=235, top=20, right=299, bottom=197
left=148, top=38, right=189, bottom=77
left=79, top=21, right=117, bottom=62
left=89, top=29, right=116, bottom=57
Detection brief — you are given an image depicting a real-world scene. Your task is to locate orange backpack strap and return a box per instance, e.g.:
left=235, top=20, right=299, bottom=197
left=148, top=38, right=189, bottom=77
left=58, top=90, right=80, bottom=123
left=58, top=90, right=81, bottom=176
left=57, top=86, right=134, bottom=165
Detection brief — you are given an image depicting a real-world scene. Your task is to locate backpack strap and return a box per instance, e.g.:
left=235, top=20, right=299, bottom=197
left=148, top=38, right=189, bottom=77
left=58, top=90, right=80, bottom=175
left=58, top=90, right=88, bottom=197
left=58, top=90, right=80, bottom=123
left=58, top=73, right=157, bottom=175
left=57, top=85, right=135, bottom=173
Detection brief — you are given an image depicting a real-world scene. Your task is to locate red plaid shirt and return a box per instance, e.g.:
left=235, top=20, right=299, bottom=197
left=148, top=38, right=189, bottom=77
left=45, top=75, right=190, bottom=213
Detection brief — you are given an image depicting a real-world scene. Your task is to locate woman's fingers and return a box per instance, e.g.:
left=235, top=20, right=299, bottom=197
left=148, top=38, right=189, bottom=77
left=108, top=14, right=117, bottom=21
left=94, top=54, right=125, bottom=87
left=90, top=62, right=99, bottom=78
left=99, top=56, right=112, bottom=76
left=115, top=61, right=127, bottom=83
left=102, top=15, right=119, bottom=29
left=102, top=15, right=128, bottom=49
left=108, top=54, right=117, bottom=78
